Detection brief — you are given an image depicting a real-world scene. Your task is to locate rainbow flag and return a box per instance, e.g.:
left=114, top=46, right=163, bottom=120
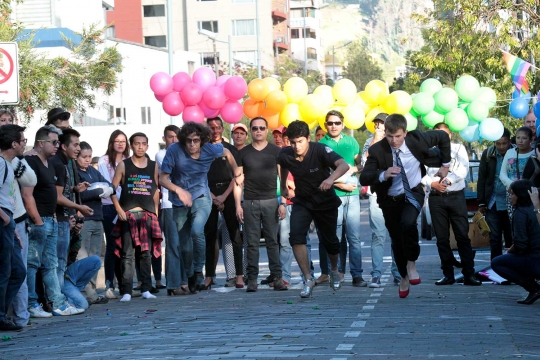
left=503, top=52, right=530, bottom=94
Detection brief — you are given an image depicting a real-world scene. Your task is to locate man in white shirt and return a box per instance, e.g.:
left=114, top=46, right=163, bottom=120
left=422, top=123, right=481, bottom=286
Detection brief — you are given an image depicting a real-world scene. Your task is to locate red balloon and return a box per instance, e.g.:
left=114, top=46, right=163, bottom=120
left=202, top=86, right=227, bottom=110
left=162, top=92, right=184, bottom=116
left=180, top=83, right=203, bottom=106
left=182, top=105, right=205, bottom=123
left=172, top=72, right=191, bottom=92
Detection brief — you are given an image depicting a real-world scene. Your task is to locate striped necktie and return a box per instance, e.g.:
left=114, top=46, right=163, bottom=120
left=395, top=149, right=421, bottom=212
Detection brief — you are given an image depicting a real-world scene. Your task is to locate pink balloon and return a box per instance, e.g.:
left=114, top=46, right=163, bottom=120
left=172, top=72, right=191, bottom=92
left=220, top=100, right=244, bottom=124
left=180, top=83, right=203, bottom=106
left=162, top=92, right=184, bottom=116
left=216, top=75, right=232, bottom=89
left=224, top=76, right=248, bottom=101
left=192, top=67, right=216, bottom=92
left=202, top=86, right=227, bottom=110
left=154, top=93, right=166, bottom=102
left=150, top=72, right=173, bottom=96
left=199, top=102, right=220, bottom=118
left=182, top=105, right=205, bottom=123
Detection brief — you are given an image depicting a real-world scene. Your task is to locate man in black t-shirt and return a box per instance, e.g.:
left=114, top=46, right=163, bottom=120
left=234, top=117, right=287, bottom=292
left=278, top=121, right=349, bottom=298
left=204, top=117, right=243, bottom=288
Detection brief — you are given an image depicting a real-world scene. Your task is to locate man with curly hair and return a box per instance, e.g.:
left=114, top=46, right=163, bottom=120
left=159, top=122, right=240, bottom=295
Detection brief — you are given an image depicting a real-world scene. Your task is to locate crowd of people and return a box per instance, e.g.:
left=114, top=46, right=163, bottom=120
left=1, top=106, right=540, bottom=332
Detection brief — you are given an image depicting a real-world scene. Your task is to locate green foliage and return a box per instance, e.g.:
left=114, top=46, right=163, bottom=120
left=0, top=0, right=122, bottom=124
left=342, top=40, right=383, bottom=89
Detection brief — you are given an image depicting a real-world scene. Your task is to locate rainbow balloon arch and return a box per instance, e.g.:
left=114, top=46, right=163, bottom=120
left=150, top=69, right=505, bottom=143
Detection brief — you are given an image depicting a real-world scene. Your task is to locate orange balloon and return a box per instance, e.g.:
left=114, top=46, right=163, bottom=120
left=243, top=98, right=264, bottom=118
left=265, top=90, right=288, bottom=114
left=261, top=107, right=279, bottom=118
left=248, top=79, right=270, bottom=102
left=265, top=113, right=281, bottom=130
left=263, top=77, right=281, bottom=92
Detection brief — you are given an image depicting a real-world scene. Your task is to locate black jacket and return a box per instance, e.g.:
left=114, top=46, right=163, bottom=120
left=512, top=205, right=540, bottom=257
left=359, top=130, right=451, bottom=203
left=477, top=145, right=515, bottom=207
left=522, top=157, right=540, bottom=188
left=77, top=165, right=113, bottom=221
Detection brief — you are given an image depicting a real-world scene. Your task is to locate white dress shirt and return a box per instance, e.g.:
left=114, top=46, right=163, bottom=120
left=378, top=142, right=422, bottom=196
left=422, top=143, right=469, bottom=192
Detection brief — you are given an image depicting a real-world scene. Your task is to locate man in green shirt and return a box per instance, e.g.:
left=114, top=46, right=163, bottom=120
left=319, top=110, right=366, bottom=287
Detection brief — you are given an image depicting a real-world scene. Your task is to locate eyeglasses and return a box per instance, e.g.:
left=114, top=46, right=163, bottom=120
left=326, top=121, right=343, bottom=127
left=251, top=126, right=267, bottom=132
left=16, top=139, right=27, bottom=145
left=37, top=140, right=60, bottom=146
left=58, top=125, right=72, bottom=130
left=114, top=141, right=127, bottom=145
left=186, top=138, right=201, bottom=144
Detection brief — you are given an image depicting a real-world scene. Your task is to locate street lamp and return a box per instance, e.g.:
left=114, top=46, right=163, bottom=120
left=198, top=29, right=233, bottom=78
left=332, top=40, right=352, bottom=81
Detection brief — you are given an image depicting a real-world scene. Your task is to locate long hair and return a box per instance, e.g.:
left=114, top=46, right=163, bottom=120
left=105, top=129, right=130, bottom=170
left=178, top=122, right=211, bottom=146
left=510, top=179, right=534, bottom=208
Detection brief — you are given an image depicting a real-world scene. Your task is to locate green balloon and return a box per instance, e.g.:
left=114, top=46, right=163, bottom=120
left=433, top=88, right=458, bottom=114
left=458, top=102, right=469, bottom=110
left=405, top=113, right=418, bottom=131
left=455, top=75, right=480, bottom=102
left=476, top=87, right=497, bottom=109
left=444, top=108, right=468, bottom=132
left=422, top=111, right=444, bottom=128
left=420, top=78, right=443, bottom=95
left=466, top=100, right=489, bottom=122
left=412, top=92, right=435, bottom=116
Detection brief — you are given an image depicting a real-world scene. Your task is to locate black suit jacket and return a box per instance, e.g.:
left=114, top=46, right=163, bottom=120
left=359, top=130, right=451, bottom=204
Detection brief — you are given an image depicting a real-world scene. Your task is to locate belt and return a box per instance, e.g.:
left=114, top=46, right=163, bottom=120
left=211, top=181, right=230, bottom=188
left=429, top=189, right=464, bottom=197
left=0, top=207, right=13, bottom=216
left=388, top=194, right=405, bottom=202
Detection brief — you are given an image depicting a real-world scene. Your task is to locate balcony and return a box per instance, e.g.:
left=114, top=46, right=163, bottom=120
left=272, top=9, right=287, bottom=22
left=290, top=17, right=320, bottom=29
left=273, top=40, right=289, bottom=53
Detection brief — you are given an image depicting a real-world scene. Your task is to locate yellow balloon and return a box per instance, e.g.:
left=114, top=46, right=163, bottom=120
left=342, top=103, right=365, bottom=130
left=263, top=77, right=281, bottom=92
left=280, top=103, right=303, bottom=127
left=283, top=77, right=308, bottom=104
left=307, top=119, right=318, bottom=130
left=313, top=85, right=335, bottom=107
left=359, top=91, right=374, bottom=105
left=383, top=90, right=413, bottom=115
left=318, top=115, right=327, bottom=131
left=354, top=93, right=370, bottom=113
left=364, top=80, right=389, bottom=105
left=365, top=106, right=386, bottom=133
left=330, top=103, right=344, bottom=112
left=299, top=94, right=328, bottom=122
left=332, top=79, right=357, bottom=104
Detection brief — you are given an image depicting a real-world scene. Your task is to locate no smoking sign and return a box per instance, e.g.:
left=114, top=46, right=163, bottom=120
left=0, top=42, right=19, bottom=105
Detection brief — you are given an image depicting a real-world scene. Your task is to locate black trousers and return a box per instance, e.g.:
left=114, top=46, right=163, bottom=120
left=486, top=208, right=512, bottom=260
left=429, top=190, right=475, bottom=278
left=204, top=185, right=242, bottom=277
left=120, top=213, right=152, bottom=295
left=380, top=187, right=424, bottom=278
left=290, top=203, right=340, bottom=255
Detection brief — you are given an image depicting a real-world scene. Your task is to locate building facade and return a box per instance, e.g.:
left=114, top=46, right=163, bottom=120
left=289, top=0, right=325, bottom=72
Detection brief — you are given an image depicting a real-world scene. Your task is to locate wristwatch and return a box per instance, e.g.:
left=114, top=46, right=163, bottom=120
left=535, top=208, right=540, bottom=214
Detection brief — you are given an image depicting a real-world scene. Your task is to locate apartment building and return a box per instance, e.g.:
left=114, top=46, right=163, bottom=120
left=289, top=0, right=326, bottom=72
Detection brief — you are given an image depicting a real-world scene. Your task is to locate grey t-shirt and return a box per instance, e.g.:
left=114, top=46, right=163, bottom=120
left=0, top=157, right=16, bottom=213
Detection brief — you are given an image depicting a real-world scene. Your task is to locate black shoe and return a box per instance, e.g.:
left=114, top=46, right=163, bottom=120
left=517, top=289, right=540, bottom=305
left=0, top=320, right=23, bottom=332
left=435, top=277, right=456, bottom=285
left=187, top=274, right=198, bottom=294
left=260, top=275, right=273, bottom=285
left=150, top=287, right=159, bottom=294
left=463, top=275, right=482, bottom=286
left=195, top=272, right=205, bottom=291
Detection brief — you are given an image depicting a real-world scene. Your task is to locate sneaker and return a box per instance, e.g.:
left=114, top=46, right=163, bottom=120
left=224, top=278, right=236, bottom=287
left=105, top=288, right=118, bottom=299
left=0, top=320, right=23, bottom=332
left=52, top=304, right=85, bottom=316
left=369, top=277, right=381, bottom=288
left=273, top=277, right=288, bottom=291
left=352, top=276, right=368, bottom=287
left=28, top=303, right=52, bottom=318
left=89, top=295, right=109, bottom=305
left=246, top=279, right=258, bottom=292
left=283, top=279, right=291, bottom=287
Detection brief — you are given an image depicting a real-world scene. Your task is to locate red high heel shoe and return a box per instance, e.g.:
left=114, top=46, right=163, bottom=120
left=399, top=284, right=410, bottom=298
left=409, top=278, right=421, bottom=285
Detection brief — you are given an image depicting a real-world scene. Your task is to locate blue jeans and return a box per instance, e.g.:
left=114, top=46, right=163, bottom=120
left=369, top=193, right=399, bottom=278
left=492, top=253, right=540, bottom=291
left=56, top=220, right=70, bottom=291
left=280, top=204, right=312, bottom=283
left=0, top=214, right=25, bottom=322
left=12, top=221, right=29, bottom=326
left=173, top=196, right=212, bottom=277
left=485, top=207, right=512, bottom=260
left=27, top=217, right=65, bottom=309
left=63, top=256, right=101, bottom=310
left=337, top=195, right=363, bottom=278
left=162, top=208, right=186, bottom=289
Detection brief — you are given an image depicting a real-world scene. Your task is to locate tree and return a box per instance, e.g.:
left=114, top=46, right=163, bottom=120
left=1, top=0, right=122, bottom=124
left=341, top=40, right=383, bottom=90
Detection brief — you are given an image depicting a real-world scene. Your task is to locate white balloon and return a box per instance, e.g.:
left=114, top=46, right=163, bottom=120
left=479, top=117, right=504, bottom=141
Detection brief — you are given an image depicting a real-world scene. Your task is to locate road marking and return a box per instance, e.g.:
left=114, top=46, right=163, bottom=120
left=357, top=313, right=370, bottom=318
left=336, top=344, right=354, bottom=351
left=362, top=305, right=374, bottom=310
left=366, top=299, right=378, bottom=303
left=344, top=331, right=361, bottom=337
left=351, top=321, right=366, bottom=327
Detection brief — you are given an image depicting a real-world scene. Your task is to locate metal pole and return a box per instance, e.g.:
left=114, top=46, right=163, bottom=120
left=166, top=0, right=174, bottom=124
left=213, top=40, right=219, bottom=79
left=332, top=45, right=335, bottom=81
left=303, top=6, right=307, bottom=75
left=255, top=0, right=261, bottom=78
left=228, top=35, right=233, bottom=75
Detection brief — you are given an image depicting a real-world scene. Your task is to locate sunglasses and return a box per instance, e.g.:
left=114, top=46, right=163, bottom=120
left=251, top=126, right=267, bottom=132
left=326, top=121, right=342, bottom=127
left=186, top=138, right=201, bottom=144
left=37, top=139, right=60, bottom=146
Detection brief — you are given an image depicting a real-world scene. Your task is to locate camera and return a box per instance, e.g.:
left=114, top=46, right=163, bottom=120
left=75, top=216, right=85, bottom=225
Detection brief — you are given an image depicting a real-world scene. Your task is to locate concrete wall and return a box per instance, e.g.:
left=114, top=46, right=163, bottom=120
left=106, top=0, right=143, bottom=43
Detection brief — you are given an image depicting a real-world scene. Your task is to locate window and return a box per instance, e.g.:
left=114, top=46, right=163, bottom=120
left=198, top=21, right=218, bottom=33
left=200, top=52, right=219, bottom=65
left=109, top=105, right=114, bottom=119
left=105, top=25, right=115, bottom=38
left=141, top=107, right=146, bottom=124
left=115, top=108, right=126, bottom=120
left=188, top=61, right=195, bottom=75
left=141, top=107, right=151, bottom=124
left=143, top=5, right=165, bottom=17
left=145, top=35, right=167, bottom=48
left=291, top=29, right=300, bottom=39
left=308, top=29, right=316, bottom=39
left=233, top=51, right=257, bottom=66
left=307, top=47, right=317, bottom=60
left=232, top=19, right=256, bottom=36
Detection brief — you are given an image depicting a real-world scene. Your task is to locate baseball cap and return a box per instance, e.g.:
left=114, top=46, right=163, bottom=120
left=272, top=125, right=286, bottom=134
left=231, top=123, right=248, bottom=133
left=373, top=112, right=388, bottom=123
